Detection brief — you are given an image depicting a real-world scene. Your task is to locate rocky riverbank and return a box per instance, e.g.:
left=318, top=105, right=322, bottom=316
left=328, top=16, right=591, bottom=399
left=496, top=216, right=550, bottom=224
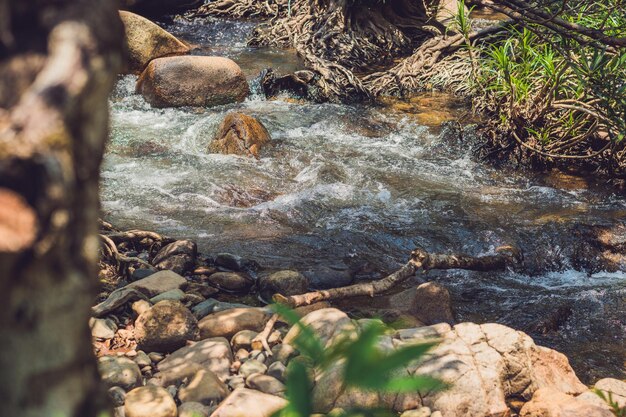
left=94, top=223, right=625, bottom=417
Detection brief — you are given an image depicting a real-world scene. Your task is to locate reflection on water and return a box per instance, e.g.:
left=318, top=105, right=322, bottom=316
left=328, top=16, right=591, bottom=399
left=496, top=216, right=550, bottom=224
left=103, top=16, right=625, bottom=383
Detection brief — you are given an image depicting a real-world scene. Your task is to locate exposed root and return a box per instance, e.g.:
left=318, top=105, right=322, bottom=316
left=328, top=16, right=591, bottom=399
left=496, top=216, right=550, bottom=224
left=190, top=0, right=288, bottom=19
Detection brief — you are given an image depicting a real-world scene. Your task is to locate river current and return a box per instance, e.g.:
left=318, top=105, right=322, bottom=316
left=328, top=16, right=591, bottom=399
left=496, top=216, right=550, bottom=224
left=102, top=15, right=625, bottom=383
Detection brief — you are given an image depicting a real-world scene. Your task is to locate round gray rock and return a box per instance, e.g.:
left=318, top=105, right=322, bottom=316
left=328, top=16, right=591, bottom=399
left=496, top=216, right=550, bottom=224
left=135, top=300, right=199, bottom=352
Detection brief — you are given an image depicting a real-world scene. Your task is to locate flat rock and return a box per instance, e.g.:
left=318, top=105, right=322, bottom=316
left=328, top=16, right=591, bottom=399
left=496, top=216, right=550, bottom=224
left=135, top=300, right=199, bottom=352
left=136, top=56, right=249, bottom=108
left=127, top=270, right=187, bottom=298
left=125, top=385, right=177, bottom=417
left=198, top=307, right=271, bottom=339
left=192, top=298, right=251, bottom=320
left=120, top=11, right=189, bottom=74
left=99, top=356, right=142, bottom=391
left=158, top=337, right=233, bottom=381
left=209, top=388, right=287, bottom=417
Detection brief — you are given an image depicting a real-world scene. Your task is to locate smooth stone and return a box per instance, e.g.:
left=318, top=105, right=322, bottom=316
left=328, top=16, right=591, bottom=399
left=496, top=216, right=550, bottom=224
left=258, top=270, right=309, bottom=302
left=246, top=373, right=286, bottom=396
left=152, top=362, right=205, bottom=387
left=208, top=113, right=271, bottom=159
left=269, top=344, right=298, bottom=365
left=178, top=369, right=230, bottom=405
left=135, top=300, right=199, bottom=352
left=120, top=10, right=189, bottom=74
left=209, top=388, right=287, bottom=417
left=90, top=317, right=118, bottom=339
left=267, top=362, right=286, bottom=382
left=136, top=56, right=248, bottom=108
left=99, top=356, right=142, bottom=390
left=131, top=268, right=156, bottom=281
left=235, top=348, right=250, bottom=362
left=125, top=386, right=177, bottom=417
left=178, top=402, right=211, bottom=417
left=302, top=266, right=353, bottom=289
left=214, top=253, right=245, bottom=271
left=198, top=307, right=271, bottom=339
left=231, top=330, right=258, bottom=351
left=132, top=299, right=152, bottom=316
left=127, top=270, right=187, bottom=298
left=400, top=407, right=431, bottom=417
left=248, top=350, right=268, bottom=364
left=134, top=351, right=152, bottom=368
left=410, top=282, right=455, bottom=325
left=150, top=289, right=186, bottom=304
left=108, top=386, right=127, bottom=407
left=239, top=359, right=267, bottom=378
left=191, top=298, right=250, bottom=320
left=149, top=352, right=165, bottom=363
left=153, top=240, right=197, bottom=275
left=158, top=337, right=233, bottom=381
left=227, top=375, right=246, bottom=390
left=207, top=272, right=253, bottom=293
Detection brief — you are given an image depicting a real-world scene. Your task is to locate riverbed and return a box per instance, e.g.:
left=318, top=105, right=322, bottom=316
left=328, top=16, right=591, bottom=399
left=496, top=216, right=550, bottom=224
left=102, top=15, right=625, bottom=383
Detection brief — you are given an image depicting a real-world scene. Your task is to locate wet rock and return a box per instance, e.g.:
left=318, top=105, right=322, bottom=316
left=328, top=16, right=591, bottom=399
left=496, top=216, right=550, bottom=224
left=210, top=388, right=287, bottom=417
left=135, top=300, right=199, bottom=352
left=410, top=282, right=455, bottom=325
left=178, top=402, right=211, bottom=417
left=99, top=356, right=142, bottom=390
left=153, top=240, right=197, bottom=275
left=150, top=289, right=186, bottom=304
left=258, top=270, right=309, bottom=302
left=208, top=113, right=271, bottom=159
left=136, top=56, right=248, bottom=108
left=119, top=11, right=189, bottom=74
left=239, top=359, right=267, bottom=378
left=127, top=270, right=187, bottom=298
left=178, top=368, right=229, bottom=405
left=108, top=386, right=127, bottom=407
left=267, top=361, right=287, bottom=382
left=90, top=317, right=118, bottom=339
left=520, top=387, right=613, bottom=417
left=125, top=385, right=177, bottom=417
left=231, top=330, right=258, bottom=351
left=215, top=253, right=245, bottom=271
left=207, top=271, right=253, bottom=293
left=191, top=298, right=250, bottom=320
left=261, top=68, right=316, bottom=99
left=246, top=373, right=286, bottom=396
left=158, top=337, right=233, bottom=381
left=198, top=307, right=271, bottom=339
left=303, top=266, right=353, bottom=289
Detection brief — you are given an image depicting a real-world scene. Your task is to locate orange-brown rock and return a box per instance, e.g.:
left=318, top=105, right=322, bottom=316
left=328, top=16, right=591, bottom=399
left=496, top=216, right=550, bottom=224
left=136, top=56, right=249, bottom=108
left=209, top=112, right=271, bottom=158
left=120, top=11, right=189, bottom=74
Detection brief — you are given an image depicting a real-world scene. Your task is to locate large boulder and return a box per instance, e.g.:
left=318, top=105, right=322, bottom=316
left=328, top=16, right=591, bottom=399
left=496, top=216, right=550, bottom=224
left=258, top=270, right=309, bottom=302
left=119, top=11, right=189, bottom=74
left=125, top=385, right=177, bottom=417
left=209, top=388, right=287, bottom=417
left=198, top=307, right=272, bottom=339
left=136, top=56, right=249, bottom=108
left=208, top=113, right=271, bottom=158
left=157, top=337, right=233, bottom=381
left=134, top=300, right=199, bottom=352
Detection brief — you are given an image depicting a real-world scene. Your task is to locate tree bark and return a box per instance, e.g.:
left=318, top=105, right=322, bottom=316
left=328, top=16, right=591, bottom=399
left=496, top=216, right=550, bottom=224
left=0, top=1, right=123, bottom=417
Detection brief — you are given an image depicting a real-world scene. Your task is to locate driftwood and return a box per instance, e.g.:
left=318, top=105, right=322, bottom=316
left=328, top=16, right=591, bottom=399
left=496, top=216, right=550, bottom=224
left=274, top=246, right=521, bottom=308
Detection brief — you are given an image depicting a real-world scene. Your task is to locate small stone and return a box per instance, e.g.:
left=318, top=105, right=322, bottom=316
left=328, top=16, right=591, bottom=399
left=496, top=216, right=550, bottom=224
left=178, top=402, right=210, bottom=417
left=400, top=407, right=431, bottom=417
left=90, top=317, right=118, bottom=339
left=183, top=282, right=219, bottom=299
left=210, top=388, right=287, bottom=417
left=125, top=350, right=138, bottom=358
left=99, top=356, right=142, bottom=390
left=231, top=330, right=258, bottom=351
left=249, top=350, right=268, bottom=364
left=269, top=344, right=298, bottom=365
left=134, top=351, right=151, bottom=367
left=149, top=352, right=165, bottom=363
left=166, top=385, right=177, bottom=399
left=267, top=362, right=286, bottom=382
left=184, top=293, right=205, bottom=306
left=235, top=349, right=250, bottom=362
left=215, top=253, right=245, bottom=271
left=410, top=282, right=455, bottom=325
left=178, top=369, right=229, bottom=405
left=132, top=299, right=152, bottom=316
left=246, top=373, right=286, bottom=396
left=141, top=365, right=152, bottom=374
left=150, top=289, right=186, bottom=304
left=239, top=359, right=267, bottom=378
left=228, top=375, right=246, bottom=390
left=108, top=386, right=126, bottom=407
left=595, top=378, right=626, bottom=407
left=124, top=386, right=177, bottom=417
left=230, top=361, right=241, bottom=373
left=135, top=300, right=199, bottom=352
left=207, top=272, right=253, bottom=292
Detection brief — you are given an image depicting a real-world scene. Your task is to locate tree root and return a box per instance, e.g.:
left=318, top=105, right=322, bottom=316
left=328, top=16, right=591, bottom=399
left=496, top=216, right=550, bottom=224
left=274, top=246, right=521, bottom=308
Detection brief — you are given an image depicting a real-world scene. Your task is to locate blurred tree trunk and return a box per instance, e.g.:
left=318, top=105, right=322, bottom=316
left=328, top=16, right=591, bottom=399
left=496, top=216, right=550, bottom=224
left=0, top=1, right=123, bottom=417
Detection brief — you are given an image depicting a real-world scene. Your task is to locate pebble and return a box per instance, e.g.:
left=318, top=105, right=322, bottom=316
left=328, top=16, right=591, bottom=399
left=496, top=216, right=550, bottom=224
left=246, top=373, right=286, bottom=396
left=132, top=300, right=152, bottom=316
left=90, top=317, right=118, bottom=339
left=231, top=330, right=258, bottom=350
left=239, top=359, right=267, bottom=378
left=148, top=352, right=165, bottom=363
left=235, top=348, right=250, bottom=362
left=267, top=361, right=286, bottom=382
left=227, top=375, right=246, bottom=390
left=249, top=350, right=268, bottom=364
left=134, top=351, right=151, bottom=368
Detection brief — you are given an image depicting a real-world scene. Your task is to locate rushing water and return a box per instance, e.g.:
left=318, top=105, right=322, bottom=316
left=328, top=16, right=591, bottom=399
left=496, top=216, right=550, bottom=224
left=103, top=15, right=625, bottom=383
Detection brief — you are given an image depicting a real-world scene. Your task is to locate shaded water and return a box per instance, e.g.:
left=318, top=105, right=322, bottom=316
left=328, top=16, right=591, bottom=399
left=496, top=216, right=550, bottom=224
left=103, top=16, right=625, bottom=383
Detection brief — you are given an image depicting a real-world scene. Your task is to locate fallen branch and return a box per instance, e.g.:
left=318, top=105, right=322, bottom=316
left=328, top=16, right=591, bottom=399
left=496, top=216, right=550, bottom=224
left=274, top=246, right=520, bottom=308
left=251, top=313, right=279, bottom=353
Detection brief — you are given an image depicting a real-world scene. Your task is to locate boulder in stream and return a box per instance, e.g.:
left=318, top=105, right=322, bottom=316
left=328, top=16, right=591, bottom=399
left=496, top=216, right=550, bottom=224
left=120, top=11, right=189, bottom=74
left=136, top=56, right=249, bottom=108
left=208, top=112, right=272, bottom=159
